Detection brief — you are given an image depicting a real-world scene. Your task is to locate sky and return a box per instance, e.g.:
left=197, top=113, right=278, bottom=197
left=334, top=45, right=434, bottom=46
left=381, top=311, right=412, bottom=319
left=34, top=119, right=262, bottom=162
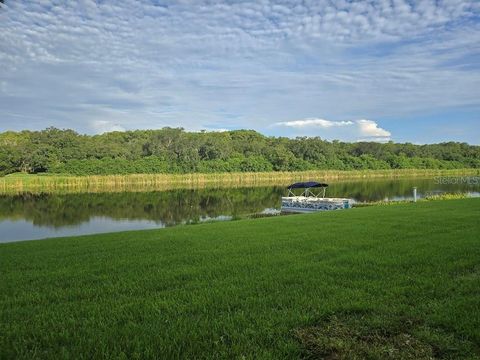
left=0, top=0, right=479, bottom=144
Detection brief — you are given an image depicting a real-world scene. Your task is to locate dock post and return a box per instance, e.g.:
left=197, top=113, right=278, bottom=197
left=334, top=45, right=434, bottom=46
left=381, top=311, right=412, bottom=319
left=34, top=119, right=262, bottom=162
left=413, top=187, right=417, bottom=202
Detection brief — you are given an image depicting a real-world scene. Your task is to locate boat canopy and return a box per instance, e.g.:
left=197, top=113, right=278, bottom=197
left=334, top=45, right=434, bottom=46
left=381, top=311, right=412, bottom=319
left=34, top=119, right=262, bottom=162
left=287, top=181, right=328, bottom=189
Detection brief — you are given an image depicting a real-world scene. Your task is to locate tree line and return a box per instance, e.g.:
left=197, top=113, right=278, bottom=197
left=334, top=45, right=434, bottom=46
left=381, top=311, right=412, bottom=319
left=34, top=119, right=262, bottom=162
left=0, top=127, right=478, bottom=176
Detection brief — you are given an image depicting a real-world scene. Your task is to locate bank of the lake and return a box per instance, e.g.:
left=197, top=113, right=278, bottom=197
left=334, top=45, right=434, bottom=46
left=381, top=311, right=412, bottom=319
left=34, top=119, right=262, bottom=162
left=2, top=177, right=480, bottom=243
left=1, top=199, right=479, bottom=359
left=1, top=168, right=478, bottom=194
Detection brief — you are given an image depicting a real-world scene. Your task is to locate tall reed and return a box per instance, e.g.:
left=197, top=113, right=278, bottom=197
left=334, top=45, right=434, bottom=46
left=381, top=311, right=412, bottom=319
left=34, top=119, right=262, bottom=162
left=0, top=169, right=478, bottom=195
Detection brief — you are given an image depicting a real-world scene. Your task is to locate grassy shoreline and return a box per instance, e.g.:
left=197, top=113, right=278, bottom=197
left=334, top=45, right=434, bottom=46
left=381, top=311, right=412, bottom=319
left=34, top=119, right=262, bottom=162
left=1, top=168, right=478, bottom=194
left=1, top=199, right=479, bottom=358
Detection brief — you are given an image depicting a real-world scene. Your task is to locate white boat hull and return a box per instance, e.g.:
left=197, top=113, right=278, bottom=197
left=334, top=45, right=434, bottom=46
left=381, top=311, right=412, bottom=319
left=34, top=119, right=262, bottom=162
left=281, top=196, right=352, bottom=213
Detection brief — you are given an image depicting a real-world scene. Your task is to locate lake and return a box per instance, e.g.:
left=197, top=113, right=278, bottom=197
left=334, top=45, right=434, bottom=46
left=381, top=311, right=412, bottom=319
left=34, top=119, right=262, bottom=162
left=1, top=177, right=479, bottom=242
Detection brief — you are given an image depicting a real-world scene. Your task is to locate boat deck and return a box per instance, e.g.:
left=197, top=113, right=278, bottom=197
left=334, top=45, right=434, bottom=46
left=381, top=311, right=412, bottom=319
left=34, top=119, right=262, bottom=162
left=281, top=196, right=352, bottom=213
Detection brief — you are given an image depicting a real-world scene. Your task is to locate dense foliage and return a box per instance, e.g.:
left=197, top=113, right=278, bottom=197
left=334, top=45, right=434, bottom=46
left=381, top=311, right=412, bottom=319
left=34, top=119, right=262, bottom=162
left=0, top=127, right=478, bottom=175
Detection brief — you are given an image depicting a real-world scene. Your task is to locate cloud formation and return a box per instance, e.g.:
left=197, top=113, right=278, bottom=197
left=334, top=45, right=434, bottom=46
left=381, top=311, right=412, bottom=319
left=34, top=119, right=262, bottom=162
left=275, top=118, right=391, bottom=141
left=275, top=119, right=354, bottom=128
left=90, top=120, right=126, bottom=134
left=356, top=119, right=391, bottom=138
left=0, top=0, right=479, bottom=143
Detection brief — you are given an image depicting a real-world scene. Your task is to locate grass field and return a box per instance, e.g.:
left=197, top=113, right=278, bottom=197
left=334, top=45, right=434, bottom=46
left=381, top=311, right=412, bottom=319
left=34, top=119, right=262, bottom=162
left=1, top=199, right=479, bottom=359
left=1, top=168, right=478, bottom=194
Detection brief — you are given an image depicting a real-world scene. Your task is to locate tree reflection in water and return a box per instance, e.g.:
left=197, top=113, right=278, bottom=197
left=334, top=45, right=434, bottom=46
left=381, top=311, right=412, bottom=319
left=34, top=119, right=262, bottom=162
left=0, top=178, right=478, bottom=228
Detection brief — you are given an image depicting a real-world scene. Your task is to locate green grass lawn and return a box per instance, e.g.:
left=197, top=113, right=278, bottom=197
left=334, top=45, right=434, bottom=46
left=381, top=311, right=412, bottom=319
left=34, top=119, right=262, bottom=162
left=1, top=199, right=479, bottom=359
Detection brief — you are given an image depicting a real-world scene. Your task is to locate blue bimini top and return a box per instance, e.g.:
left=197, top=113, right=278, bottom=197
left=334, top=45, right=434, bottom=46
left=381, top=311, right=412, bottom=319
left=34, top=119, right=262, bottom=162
left=287, top=182, right=328, bottom=189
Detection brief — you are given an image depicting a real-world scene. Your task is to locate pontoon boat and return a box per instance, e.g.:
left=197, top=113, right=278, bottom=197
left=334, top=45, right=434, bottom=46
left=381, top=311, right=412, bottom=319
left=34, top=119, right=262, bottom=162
left=281, top=182, right=352, bottom=213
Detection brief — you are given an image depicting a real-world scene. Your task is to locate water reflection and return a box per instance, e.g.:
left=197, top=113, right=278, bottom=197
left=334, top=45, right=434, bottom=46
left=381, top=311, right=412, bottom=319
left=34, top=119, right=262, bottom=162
left=1, top=178, right=478, bottom=242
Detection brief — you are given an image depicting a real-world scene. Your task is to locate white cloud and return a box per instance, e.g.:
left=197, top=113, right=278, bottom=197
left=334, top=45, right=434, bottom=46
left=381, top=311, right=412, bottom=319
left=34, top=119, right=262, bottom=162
left=357, top=137, right=391, bottom=143
left=275, top=118, right=391, bottom=142
left=356, top=119, right=391, bottom=138
left=274, top=118, right=353, bottom=128
left=0, top=0, right=478, bottom=143
left=90, top=120, right=125, bottom=134
left=193, top=128, right=230, bottom=133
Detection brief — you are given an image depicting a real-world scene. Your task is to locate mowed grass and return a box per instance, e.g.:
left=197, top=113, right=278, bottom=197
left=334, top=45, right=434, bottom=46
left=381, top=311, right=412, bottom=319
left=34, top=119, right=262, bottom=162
left=1, top=199, right=479, bottom=359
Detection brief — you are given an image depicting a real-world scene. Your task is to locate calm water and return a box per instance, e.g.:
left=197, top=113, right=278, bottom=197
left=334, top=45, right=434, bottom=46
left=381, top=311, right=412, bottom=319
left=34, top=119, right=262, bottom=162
left=1, top=177, right=479, bottom=242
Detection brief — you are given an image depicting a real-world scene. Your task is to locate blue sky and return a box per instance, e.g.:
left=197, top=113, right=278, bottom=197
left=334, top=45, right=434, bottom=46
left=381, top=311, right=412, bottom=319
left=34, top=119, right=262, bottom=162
left=0, top=0, right=479, bottom=144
